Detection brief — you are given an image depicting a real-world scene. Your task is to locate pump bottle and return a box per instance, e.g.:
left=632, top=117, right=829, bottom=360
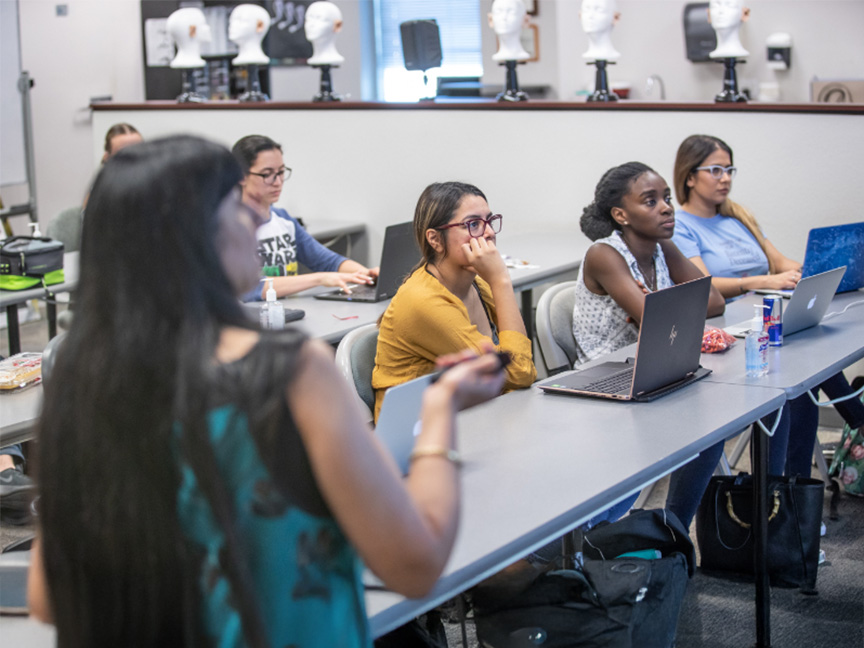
left=261, top=278, right=285, bottom=330
left=745, top=304, right=769, bottom=377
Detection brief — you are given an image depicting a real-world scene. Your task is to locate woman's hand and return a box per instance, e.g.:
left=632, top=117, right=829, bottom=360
left=462, top=237, right=509, bottom=286
left=430, top=345, right=506, bottom=411
left=319, top=270, right=376, bottom=291
left=765, top=269, right=801, bottom=291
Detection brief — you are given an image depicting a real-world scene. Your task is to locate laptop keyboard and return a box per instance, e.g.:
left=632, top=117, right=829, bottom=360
left=343, top=284, right=376, bottom=299
left=583, top=368, right=634, bottom=394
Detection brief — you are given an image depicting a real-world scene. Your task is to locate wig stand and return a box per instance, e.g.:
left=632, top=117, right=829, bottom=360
left=176, top=68, right=206, bottom=103
left=312, top=65, right=341, bottom=102
left=238, top=64, right=269, bottom=102
left=496, top=60, right=529, bottom=102
left=586, top=60, right=618, bottom=102
left=715, top=57, right=747, bottom=103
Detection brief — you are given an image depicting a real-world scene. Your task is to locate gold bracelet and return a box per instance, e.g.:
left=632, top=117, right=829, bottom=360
left=409, top=446, right=462, bottom=466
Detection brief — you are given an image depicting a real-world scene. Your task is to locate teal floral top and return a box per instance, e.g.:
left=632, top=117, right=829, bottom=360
left=175, top=332, right=371, bottom=647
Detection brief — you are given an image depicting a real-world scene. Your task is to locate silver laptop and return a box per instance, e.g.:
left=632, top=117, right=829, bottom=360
left=537, top=276, right=712, bottom=402
left=374, top=372, right=436, bottom=475
left=727, top=266, right=846, bottom=338
left=315, top=221, right=419, bottom=303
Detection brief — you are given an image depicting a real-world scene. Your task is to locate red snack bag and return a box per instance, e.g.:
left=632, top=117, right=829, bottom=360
left=702, top=325, right=736, bottom=354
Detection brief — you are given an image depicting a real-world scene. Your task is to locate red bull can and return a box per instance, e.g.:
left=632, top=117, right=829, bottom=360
left=763, top=295, right=783, bottom=346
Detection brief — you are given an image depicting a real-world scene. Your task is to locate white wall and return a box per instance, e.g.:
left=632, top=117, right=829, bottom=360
left=92, top=107, right=864, bottom=266
left=13, top=0, right=864, bottom=236
left=16, top=0, right=144, bottom=230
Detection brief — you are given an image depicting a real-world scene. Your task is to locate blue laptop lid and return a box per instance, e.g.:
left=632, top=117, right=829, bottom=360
left=801, top=222, right=864, bottom=293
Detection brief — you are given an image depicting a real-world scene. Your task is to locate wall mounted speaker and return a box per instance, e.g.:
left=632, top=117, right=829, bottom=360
left=400, top=19, right=442, bottom=72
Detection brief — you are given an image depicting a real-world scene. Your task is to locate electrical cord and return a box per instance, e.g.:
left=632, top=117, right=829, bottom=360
left=756, top=403, right=785, bottom=438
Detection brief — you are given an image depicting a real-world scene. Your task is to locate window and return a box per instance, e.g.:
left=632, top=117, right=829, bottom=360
left=373, top=0, right=483, bottom=102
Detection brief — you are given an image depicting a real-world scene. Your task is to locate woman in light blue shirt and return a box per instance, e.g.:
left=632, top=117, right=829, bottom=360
left=671, top=134, right=801, bottom=299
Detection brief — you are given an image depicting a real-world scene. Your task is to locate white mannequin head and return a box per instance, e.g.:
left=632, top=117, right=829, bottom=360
left=167, top=7, right=211, bottom=69
left=229, top=4, right=271, bottom=66
left=488, top=0, right=530, bottom=62
left=305, top=1, right=345, bottom=66
left=580, top=0, right=620, bottom=61
left=708, top=0, right=750, bottom=58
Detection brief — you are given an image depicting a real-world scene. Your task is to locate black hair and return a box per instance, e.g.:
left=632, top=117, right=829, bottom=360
left=231, top=135, right=282, bottom=175
left=580, top=162, right=655, bottom=241
left=37, top=135, right=279, bottom=647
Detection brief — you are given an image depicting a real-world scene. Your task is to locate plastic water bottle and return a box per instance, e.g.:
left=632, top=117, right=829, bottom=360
left=260, top=278, right=284, bottom=330
left=745, top=304, right=769, bottom=377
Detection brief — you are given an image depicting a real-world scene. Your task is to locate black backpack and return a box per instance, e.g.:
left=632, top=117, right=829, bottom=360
left=473, top=509, right=694, bottom=648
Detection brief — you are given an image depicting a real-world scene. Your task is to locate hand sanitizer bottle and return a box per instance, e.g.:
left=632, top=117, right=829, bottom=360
left=261, top=278, right=285, bottom=330
left=745, top=304, right=769, bottom=377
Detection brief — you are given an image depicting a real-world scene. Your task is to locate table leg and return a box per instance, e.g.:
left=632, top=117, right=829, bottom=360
left=47, top=300, right=57, bottom=340
left=521, top=289, right=534, bottom=341
left=753, top=413, right=772, bottom=648
left=5, top=304, right=21, bottom=355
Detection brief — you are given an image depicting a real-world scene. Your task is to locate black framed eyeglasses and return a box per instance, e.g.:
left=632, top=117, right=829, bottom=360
left=694, top=165, right=737, bottom=180
left=436, top=214, right=503, bottom=238
left=248, top=166, right=292, bottom=185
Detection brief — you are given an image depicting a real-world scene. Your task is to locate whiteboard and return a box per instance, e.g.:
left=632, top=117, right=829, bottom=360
left=1, top=0, right=26, bottom=188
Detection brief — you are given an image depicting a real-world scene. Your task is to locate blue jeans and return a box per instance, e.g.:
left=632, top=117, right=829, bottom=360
left=665, top=440, right=726, bottom=529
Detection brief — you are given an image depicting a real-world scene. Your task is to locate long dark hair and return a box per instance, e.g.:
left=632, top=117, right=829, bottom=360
left=231, top=134, right=282, bottom=175
left=673, top=134, right=773, bottom=272
left=37, top=136, right=275, bottom=647
left=580, top=162, right=654, bottom=241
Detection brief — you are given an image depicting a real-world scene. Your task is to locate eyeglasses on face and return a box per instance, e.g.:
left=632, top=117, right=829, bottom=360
left=436, top=214, right=503, bottom=238
left=248, top=166, right=292, bottom=185
left=695, top=165, right=737, bottom=180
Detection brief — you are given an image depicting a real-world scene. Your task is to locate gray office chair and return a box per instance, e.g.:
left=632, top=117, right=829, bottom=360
left=535, top=281, right=580, bottom=376
left=46, top=207, right=83, bottom=252
left=41, top=331, right=66, bottom=383
left=334, top=323, right=379, bottom=424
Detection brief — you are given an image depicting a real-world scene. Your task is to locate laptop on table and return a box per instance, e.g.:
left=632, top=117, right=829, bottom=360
left=315, top=221, right=419, bottom=303
left=537, top=276, right=712, bottom=402
left=726, top=266, right=846, bottom=338
left=755, top=221, right=864, bottom=298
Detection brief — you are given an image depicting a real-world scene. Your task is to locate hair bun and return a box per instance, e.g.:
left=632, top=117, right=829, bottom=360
left=580, top=202, right=614, bottom=241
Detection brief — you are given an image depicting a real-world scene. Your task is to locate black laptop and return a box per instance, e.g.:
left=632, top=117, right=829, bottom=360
left=537, top=276, right=712, bottom=402
left=315, top=221, right=419, bottom=303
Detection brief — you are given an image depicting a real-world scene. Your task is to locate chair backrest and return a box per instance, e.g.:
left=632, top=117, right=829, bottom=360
left=46, top=207, right=84, bottom=252
left=334, top=323, right=379, bottom=424
left=535, top=281, right=579, bottom=376
left=41, top=332, right=67, bottom=384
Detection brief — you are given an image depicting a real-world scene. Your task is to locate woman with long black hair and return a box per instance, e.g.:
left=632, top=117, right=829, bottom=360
left=28, top=135, right=505, bottom=647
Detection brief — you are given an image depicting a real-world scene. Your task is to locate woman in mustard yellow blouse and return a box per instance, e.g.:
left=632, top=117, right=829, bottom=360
left=372, top=182, right=536, bottom=421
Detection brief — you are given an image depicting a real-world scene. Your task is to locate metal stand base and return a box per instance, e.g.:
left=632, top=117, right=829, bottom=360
left=312, top=65, right=341, bottom=102
left=715, top=57, right=748, bottom=103
left=177, top=69, right=206, bottom=103
left=496, top=60, right=529, bottom=102
left=238, top=64, right=269, bottom=103
left=587, top=60, right=619, bottom=102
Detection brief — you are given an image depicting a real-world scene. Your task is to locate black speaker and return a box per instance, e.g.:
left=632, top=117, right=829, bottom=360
left=400, top=19, right=442, bottom=72
left=683, top=2, right=716, bottom=63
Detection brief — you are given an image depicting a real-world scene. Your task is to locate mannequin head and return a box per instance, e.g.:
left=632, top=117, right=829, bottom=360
left=580, top=0, right=620, bottom=61
left=708, top=0, right=750, bottom=58
left=580, top=0, right=618, bottom=34
left=229, top=4, right=271, bottom=66
left=305, top=1, right=345, bottom=65
left=167, top=7, right=211, bottom=69
left=488, top=0, right=530, bottom=62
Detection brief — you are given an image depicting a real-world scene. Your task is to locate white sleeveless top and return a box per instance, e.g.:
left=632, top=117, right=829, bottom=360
left=572, top=231, right=673, bottom=367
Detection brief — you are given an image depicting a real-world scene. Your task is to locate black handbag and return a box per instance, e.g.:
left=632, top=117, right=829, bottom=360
left=695, top=473, right=824, bottom=592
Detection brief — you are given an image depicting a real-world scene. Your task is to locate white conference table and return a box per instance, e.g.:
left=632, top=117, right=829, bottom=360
left=366, top=378, right=787, bottom=637
left=700, top=290, right=864, bottom=647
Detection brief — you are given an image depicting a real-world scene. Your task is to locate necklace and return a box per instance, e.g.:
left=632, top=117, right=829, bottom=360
left=622, top=238, right=657, bottom=292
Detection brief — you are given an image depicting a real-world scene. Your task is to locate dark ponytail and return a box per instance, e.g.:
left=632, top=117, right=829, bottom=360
left=580, top=162, right=654, bottom=241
